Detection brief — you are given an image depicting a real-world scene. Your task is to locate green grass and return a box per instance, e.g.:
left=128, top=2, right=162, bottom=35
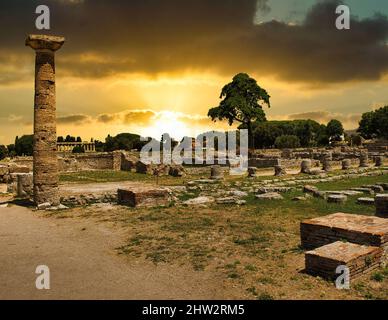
left=69, top=169, right=387, bottom=299
left=314, top=173, right=388, bottom=191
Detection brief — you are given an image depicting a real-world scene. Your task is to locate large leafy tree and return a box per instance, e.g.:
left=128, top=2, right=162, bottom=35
left=0, top=145, right=7, bottom=160
left=104, top=133, right=147, bottom=152
left=326, top=119, right=344, bottom=142
left=358, top=106, right=388, bottom=139
left=251, top=120, right=328, bottom=149
left=208, top=73, right=270, bottom=148
left=15, top=135, right=33, bottom=156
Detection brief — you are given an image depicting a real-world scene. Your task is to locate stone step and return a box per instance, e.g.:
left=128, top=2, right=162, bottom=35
left=305, top=241, right=383, bottom=280
left=327, top=194, right=347, bottom=204
left=117, top=187, right=172, bottom=207
left=357, top=197, right=375, bottom=205
left=301, top=213, right=388, bottom=250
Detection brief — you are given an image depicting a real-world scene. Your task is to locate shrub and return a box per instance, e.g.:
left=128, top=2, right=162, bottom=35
left=72, top=145, right=85, bottom=153
left=0, top=145, right=8, bottom=160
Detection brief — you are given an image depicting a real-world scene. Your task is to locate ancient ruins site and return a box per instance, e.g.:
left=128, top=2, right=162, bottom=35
left=1, top=1, right=388, bottom=302
left=1, top=43, right=387, bottom=297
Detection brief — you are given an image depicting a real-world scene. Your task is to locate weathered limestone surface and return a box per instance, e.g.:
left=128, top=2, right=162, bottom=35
left=342, top=159, right=351, bottom=170
left=8, top=164, right=30, bottom=174
left=375, top=156, right=384, bottom=167
left=117, top=187, right=173, bottom=207
left=359, top=153, right=369, bottom=168
left=300, top=213, right=388, bottom=251
left=357, top=197, right=375, bottom=205
left=322, top=159, right=332, bottom=172
left=17, top=173, right=33, bottom=198
left=375, top=194, right=388, bottom=218
left=112, top=150, right=122, bottom=171
left=247, top=167, right=257, bottom=178
left=301, top=159, right=312, bottom=174
left=169, top=165, right=185, bottom=177
left=210, top=165, right=223, bottom=180
left=305, top=241, right=383, bottom=279
left=327, top=194, right=347, bottom=204
left=256, top=192, right=283, bottom=200
left=274, top=165, right=286, bottom=176
left=26, top=34, right=65, bottom=206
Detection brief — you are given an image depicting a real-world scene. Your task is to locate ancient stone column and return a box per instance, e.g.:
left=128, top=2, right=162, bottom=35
left=322, top=157, right=332, bottom=172
left=26, top=35, right=65, bottom=206
left=375, top=156, right=384, bottom=167
left=210, top=165, right=223, bottom=180
left=301, top=159, right=312, bottom=174
left=359, top=152, right=369, bottom=168
left=342, top=159, right=351, bottom=170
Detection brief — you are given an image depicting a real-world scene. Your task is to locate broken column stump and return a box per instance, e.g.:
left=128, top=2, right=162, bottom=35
left=359, top=153, right=369, bottom=168
left=17, top=173, right=33, bottom=198
left=375, top=194, right=388, bottom=218
left=305, top=241, right=383, bottom=280
left=301, top=159, right=312, bottom=174
left=210, top=165, right=224, bottom=180
left=375, top=156, right=384, bottom=167
left=342, top=159, right=351, bottom=170
left=117, top=187, right=173, bottom=207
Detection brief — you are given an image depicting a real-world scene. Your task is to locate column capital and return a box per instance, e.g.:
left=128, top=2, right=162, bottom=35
left=26, top=34, right=65, bottom=52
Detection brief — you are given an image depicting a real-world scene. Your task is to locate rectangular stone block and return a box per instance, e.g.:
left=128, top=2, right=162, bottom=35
left=305, top=241, right=383, bottom=280
left=301, top=213, right=388, bottom=250
left=0, top=165, right=8, bottom=176
left=8, top=164, right=30, bottom=174
left=117, top=187, right=172, bottom=207
left=375, top=194, right=388, bottom=218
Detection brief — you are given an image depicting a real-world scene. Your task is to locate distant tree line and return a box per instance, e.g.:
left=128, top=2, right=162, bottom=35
left=242, top=119, right=344, bottom=149
left=0, top=106, right=386, bottom=160
left=57, top=135, right=82, bottom=142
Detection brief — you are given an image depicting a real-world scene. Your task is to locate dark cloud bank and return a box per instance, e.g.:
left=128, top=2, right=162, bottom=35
left=0, top=0, right=387, bottom=84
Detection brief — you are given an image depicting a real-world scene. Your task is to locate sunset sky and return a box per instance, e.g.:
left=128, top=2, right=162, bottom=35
left=0, top=0, right=388, bottom=144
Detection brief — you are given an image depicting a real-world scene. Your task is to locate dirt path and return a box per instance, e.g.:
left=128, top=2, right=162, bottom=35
left=0, top=205, right=224, bottom=300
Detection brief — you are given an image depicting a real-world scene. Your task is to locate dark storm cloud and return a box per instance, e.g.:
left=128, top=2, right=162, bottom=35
left=256, top=0, right=271, bottom=14
left=1, top=0, right=388, bottom=84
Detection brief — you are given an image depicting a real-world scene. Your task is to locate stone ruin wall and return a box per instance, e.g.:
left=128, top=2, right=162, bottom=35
left=5, top=145, right=388, bottom=174
left=10, top=153, right=115, bottom=173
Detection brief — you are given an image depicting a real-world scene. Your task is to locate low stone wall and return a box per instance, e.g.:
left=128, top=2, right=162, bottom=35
left=5, top=146, right=386, bottom=174
left=58, top=153, right=114, bottom=172
left=11, top=152, right=129, bottom=173
left=12, top=157, right=33, bottom=171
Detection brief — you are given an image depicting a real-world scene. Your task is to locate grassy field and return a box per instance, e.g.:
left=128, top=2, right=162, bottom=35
left=52, top=171, right=388, bottom=300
